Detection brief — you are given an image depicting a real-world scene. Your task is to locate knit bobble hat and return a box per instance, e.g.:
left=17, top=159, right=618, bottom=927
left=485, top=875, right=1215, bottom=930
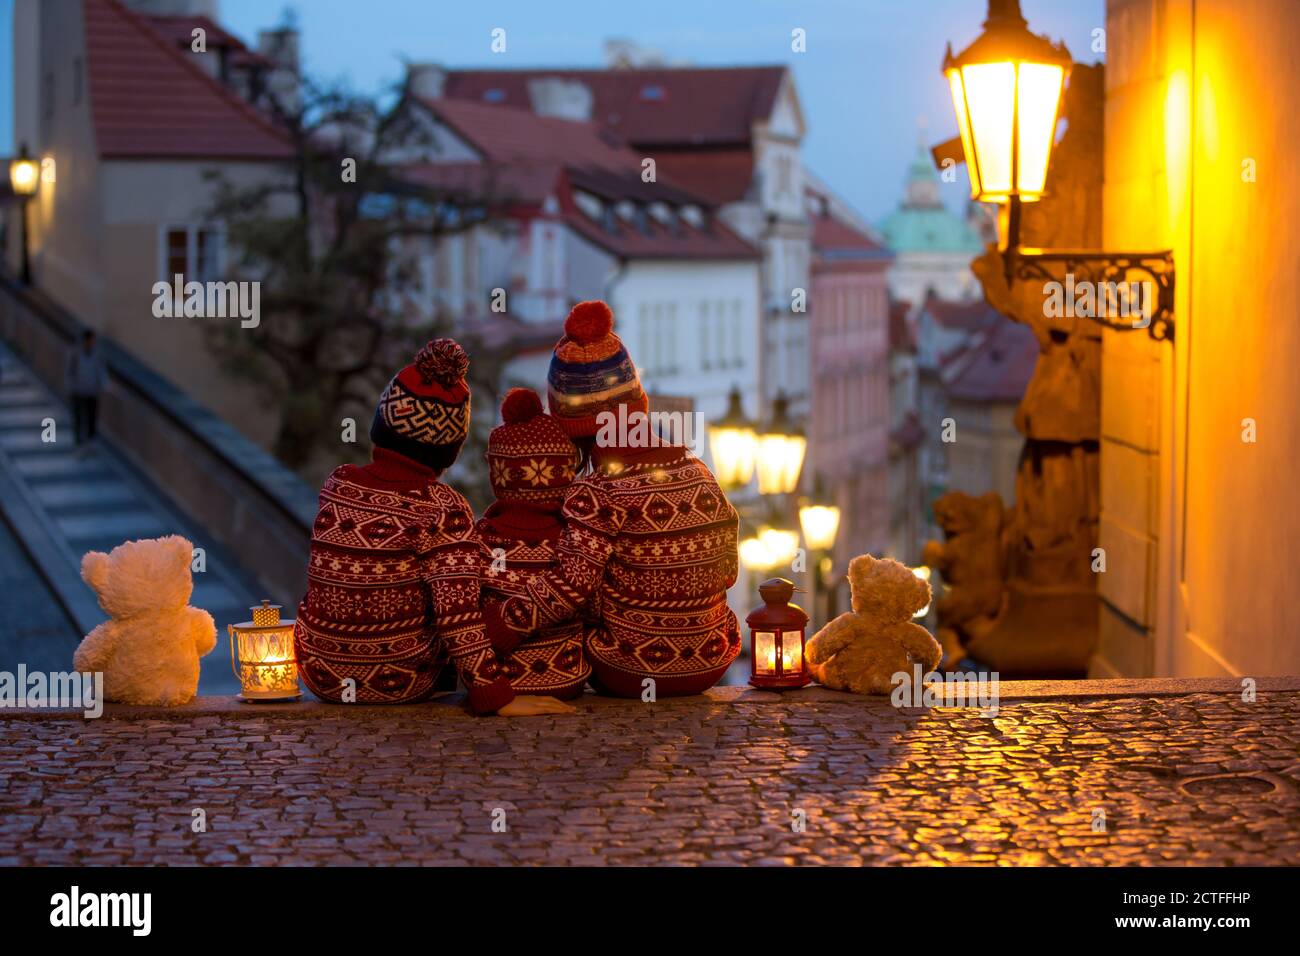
left=487, top=388, right=580, bottom=506
left=370, top=338, right=472, bottom=472
left=546, top=300, right=649, bottom=439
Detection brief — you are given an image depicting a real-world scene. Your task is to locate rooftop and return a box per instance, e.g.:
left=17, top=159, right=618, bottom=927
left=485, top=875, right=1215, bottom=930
left=84, top=0, right=292, bottom=160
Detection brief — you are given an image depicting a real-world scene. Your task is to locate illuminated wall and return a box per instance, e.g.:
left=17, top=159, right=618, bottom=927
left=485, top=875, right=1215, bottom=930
left=1098, top=0, right=1300, bottom=676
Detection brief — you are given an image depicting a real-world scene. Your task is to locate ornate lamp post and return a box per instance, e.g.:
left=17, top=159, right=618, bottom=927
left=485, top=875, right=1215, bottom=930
left=707, top=386, right=758, bottom=492
left=943, top=0, right=1176, bottom=341
left=8, top=144, right=39, bottom=285
left=798, top=481, right=841, bottom=627
left=755, top=392, right=807, bottom=496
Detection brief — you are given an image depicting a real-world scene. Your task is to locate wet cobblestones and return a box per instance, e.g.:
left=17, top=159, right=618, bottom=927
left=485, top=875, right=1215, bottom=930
left=2, top=687, right=1298, bottom=865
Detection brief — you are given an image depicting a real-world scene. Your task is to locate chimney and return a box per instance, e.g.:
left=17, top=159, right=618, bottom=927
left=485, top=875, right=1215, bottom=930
left=526, top=78, right=593, bottom=122
left=407, top=63, right=447, bottom=100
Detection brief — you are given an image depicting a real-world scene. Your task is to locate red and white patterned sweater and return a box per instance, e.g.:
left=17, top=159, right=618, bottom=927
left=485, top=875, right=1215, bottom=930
left=294, top=447, right=513, bottom=713
left=474, top=503, right=590, bottom=700
left=487, top=445, right=741, bottom=697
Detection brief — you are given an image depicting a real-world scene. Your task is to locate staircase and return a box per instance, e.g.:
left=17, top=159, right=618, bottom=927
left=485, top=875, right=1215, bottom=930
left=0, top=342, right=258, bottom=693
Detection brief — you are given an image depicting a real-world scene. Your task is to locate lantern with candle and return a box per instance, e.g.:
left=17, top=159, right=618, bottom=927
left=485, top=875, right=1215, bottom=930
left=228, top=600, right=301, bottom=702
left=746, top=577, right=811, bottom=690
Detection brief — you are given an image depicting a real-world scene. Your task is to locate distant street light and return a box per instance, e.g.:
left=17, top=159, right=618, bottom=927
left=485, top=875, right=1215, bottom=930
left=755, top=392, right=806, bottom=496
left=707, top=386, right=758, bottom=491
left=9, top=144, right=39, bottom=285
left=799, top=481, right=842, bottom=628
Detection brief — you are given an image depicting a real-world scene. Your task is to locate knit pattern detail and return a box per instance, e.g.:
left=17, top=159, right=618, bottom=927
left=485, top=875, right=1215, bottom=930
left=294, top=466, right=504, bottom=706
left=498, top=452, right=741, bottom=697
left=475, top=518, right=591, bottom=699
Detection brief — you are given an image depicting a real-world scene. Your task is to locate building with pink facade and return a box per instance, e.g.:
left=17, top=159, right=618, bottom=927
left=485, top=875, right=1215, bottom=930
left=807, top=191, right=893, bottom=609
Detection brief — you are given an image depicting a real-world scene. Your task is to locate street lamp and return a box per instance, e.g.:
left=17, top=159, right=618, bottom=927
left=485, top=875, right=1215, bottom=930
left=9, top=144, right=38, bottom=285
left=942, top=0, right=1176, bottom=341
left=943, top=0, right=1070, bottom=206
left=799, top=481, right=842, bottom=627
left=755, top=392, right=806, bottom=496
left=707, top=386, right=758, bottom=491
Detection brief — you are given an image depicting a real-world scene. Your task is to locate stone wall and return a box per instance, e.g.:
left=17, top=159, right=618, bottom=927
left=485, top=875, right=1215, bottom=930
left=0, top=274, right=315, bottom=602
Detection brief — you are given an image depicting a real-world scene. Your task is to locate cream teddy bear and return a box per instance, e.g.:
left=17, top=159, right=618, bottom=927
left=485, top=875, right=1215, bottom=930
left=806, top=554, right=941, bottom=695
left=72, top=535, right=216, bottom=706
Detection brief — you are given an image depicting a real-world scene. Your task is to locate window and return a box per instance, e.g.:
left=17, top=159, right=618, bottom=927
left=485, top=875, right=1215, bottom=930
left=639, top=84, right=666, bottom=102
left=161, top=225, right=225, bottom=283
left=483, top=89, right=506, bottom=103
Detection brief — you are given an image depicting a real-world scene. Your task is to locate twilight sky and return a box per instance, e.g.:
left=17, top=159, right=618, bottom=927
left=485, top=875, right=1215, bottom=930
left=2, top=0, right=1104, bottom=223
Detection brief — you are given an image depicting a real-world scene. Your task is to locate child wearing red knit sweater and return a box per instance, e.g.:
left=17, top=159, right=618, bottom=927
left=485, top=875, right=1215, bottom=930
left=484, top=302, right=742, bottom=697
left=293, top=339, right=568, bottom=717
left=475, top=388, right=588, bottom=702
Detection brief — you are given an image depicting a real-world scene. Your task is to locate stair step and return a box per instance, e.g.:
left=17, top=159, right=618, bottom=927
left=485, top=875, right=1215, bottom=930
left=9, top=454, right=113, bottom=480
left=0, top=408, right=62, bottom=429
left=33, top=479, right=137, bottom=511
left=0, top=430, right=76, bottom=453
left=57, top=511, right=169, bottom=545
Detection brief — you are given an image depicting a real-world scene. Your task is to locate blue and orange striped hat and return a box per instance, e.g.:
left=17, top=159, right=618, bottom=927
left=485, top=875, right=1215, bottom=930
left=547, top=301, right=648, bottom=439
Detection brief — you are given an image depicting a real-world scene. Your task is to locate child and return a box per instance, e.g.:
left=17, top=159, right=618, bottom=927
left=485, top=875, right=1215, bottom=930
left=293, top=339, right=519, bottom=711
left=475, top=388, right=589, bottom=700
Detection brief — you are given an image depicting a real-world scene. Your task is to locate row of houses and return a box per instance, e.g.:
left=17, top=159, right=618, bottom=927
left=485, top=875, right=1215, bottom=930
left=6, top=0, right=1027, bottom=597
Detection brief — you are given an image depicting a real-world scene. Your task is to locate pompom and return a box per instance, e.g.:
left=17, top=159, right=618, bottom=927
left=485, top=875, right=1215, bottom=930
left=564, top=300, right=613, bottom=344
left=414, top=338, right=469, bottom=387
left=500, top=387, right=543, bottom=424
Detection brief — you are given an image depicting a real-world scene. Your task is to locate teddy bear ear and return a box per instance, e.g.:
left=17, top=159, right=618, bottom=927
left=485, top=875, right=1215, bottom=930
left=81, top=551, right=110, bottom=592
left=161, top=535, right=194, bottom=569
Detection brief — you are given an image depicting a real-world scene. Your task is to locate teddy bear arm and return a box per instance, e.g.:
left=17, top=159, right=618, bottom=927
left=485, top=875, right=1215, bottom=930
left=73, top=621, right=119, bottom=673
left=189, top=608, right=217, bottom=657
left=894, top=622, right=943, bottom=672
left=805, top=612, right=859, bottom=665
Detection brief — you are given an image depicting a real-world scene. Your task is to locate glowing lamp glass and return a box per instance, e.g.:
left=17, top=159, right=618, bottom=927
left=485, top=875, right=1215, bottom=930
left=945, top=60, right=1064, bottom=203
left=757, top=526, right=800, bottom=569
left=707, top=388, right=758, bottom=490
left=799, top=503, right=841, bottom=552
left=755, top=432, right=806, bottom=496
left=9, top=157, right=38, bottom=197
left=228, top=600, right=301, bottom=702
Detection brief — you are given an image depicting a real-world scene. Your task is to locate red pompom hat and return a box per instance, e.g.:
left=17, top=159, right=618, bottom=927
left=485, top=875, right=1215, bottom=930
left=546, top=300, right=648, bottom=439
left=370, top=338, right=472, bottom=472
left=486, top=388, right=579, bottom=506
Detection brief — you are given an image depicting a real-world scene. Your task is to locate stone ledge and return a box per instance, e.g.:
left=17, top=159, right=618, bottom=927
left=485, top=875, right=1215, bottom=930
left=2, top=676, right=1296, bottom=721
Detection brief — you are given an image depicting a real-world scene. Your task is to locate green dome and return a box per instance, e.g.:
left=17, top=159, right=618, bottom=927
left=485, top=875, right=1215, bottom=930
left=880, top=145, right=983, bottom=254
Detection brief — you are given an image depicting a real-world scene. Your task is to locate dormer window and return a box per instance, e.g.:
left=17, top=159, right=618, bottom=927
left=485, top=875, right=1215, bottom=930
left=680, top=205, right=704, bottom=228
left=483, top=88, right=505, bottom=103
left=639, top=84, right=666, bottom=101
left=648, top=202, right=673, bottom=225
left=574, top=190, right=604, bottom=222
left=615, top=200, right=637, bottom=222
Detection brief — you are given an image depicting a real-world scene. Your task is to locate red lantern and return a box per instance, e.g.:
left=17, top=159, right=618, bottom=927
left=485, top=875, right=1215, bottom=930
left=747, top=578, right=811, bottom=690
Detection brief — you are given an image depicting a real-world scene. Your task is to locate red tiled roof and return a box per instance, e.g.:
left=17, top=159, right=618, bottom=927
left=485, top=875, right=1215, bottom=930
left=416, top=97, right=639, bottom=172
left=922, top=292, right=1000, bottom=334
left=652, top=148, right=757, bottom=205
left=889, top=300, right=916, bottom=353
left=942, top=319, right=1040, bottom=403
left=812, top=211, right=889, bottom=256
left=140, top=13, right=270, bottom=71
left=393, top=161, right=565, bottom=207
left=83, top=0, right=293, bottom=160
left=441, top=66, right=786, bottom=147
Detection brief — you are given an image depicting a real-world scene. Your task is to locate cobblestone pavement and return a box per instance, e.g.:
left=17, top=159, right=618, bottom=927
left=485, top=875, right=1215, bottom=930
left=3, top=685, right=1299, bottom=865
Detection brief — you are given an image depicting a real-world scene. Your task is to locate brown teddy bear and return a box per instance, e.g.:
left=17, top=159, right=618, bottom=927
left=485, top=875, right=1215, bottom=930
left=806, top=554, right=941, bottom=695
